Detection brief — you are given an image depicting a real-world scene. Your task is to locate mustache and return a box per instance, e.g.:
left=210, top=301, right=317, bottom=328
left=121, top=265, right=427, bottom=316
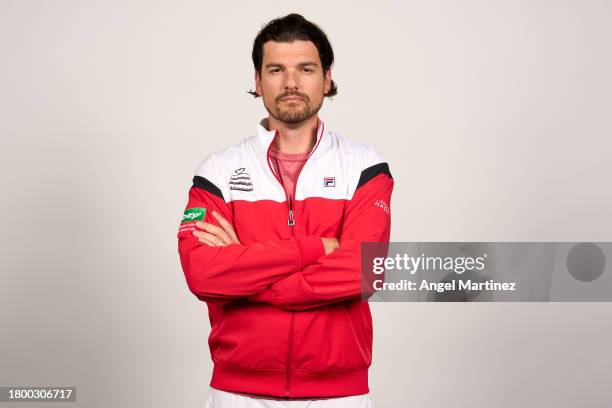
left=277, top=92, right=308, bottom=102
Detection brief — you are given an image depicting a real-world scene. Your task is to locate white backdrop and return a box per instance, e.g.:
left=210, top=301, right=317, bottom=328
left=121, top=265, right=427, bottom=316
left=1, top=1, right=611, bottom=407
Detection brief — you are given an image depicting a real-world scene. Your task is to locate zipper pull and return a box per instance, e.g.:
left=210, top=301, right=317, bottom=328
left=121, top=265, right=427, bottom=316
left=288, top=209, right=295, bottom=227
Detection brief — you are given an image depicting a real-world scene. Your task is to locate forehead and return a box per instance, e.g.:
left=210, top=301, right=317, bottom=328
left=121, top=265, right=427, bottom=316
left=262, top=40, right=321, bottom=65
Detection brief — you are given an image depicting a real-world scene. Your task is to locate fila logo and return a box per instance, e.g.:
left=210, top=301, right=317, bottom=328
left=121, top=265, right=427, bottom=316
left=324, top=177, right=335, bottom=187
left=229, top=168, right=253, bottom=192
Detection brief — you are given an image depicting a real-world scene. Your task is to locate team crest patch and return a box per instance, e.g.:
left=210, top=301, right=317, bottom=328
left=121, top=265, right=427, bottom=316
left=324, top=177, right=335, bottom=187
left=229, top=168, right=254, bottom=191
left=178, top=207, right=206, bottom=236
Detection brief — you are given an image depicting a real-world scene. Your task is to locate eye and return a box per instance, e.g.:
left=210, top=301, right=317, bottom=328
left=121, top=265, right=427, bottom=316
left=270, top=68, right=281, bottom=73
left=303, top=67, right=314, bottom=72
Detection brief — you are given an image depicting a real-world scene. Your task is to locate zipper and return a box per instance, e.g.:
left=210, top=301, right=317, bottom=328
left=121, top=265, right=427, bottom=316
left=288, top=209, right=295, bottom=227
left=264, top=119, right=325, bottom=397
left=266, top=121, right=325, bottom=230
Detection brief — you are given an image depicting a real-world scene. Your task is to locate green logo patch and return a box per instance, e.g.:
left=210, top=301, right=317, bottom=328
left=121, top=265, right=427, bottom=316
left=182, top=207, right=206, bottom=223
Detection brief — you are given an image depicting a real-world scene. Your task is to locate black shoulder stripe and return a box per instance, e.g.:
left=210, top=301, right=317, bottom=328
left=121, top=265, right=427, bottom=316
left=356, top=162, right=392, bottom=190
left=193, top=175, right=224, bottom=200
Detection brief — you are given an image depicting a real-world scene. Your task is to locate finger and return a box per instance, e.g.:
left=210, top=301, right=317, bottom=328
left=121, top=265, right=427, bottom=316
left=193, top=229, right=226, bottom=246
left=198, top=236, right=220, bottom=247
left=198, top=234, right=224, bottom=247
left=193, top=230, right=222, bottom=246
left=212, top=211, right=241, bottom=244
left=195, top=221, right=232, bottom=245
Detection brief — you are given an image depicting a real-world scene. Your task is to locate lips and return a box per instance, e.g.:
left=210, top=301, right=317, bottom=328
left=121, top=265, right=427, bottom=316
left=281, top=96, right=304, bottom=101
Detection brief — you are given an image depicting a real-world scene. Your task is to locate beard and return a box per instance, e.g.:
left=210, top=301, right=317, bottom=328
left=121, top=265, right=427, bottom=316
left=265, top=93, right=323, bottom=125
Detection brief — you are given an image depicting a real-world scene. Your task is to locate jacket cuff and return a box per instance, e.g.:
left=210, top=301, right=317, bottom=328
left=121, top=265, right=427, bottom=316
left=296, top=236, right=326, bottom=269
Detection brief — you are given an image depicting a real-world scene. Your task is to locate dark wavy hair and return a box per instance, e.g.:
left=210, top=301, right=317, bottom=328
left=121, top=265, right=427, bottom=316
left=247, top=13, right=338, bottom=98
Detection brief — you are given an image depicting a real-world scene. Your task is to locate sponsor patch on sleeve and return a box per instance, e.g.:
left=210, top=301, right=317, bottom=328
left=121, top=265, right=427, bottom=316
left=178, top=207, right=206, bottom=236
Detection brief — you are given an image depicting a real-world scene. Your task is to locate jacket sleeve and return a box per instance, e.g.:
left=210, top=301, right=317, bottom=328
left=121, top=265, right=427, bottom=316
left=248, top=153, right=393, bottom=311
left=178, top=155, right=326, bottom=306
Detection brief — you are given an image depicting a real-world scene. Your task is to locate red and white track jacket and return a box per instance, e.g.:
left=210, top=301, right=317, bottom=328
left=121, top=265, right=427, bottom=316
left=177, top=117, right=393, bottom=398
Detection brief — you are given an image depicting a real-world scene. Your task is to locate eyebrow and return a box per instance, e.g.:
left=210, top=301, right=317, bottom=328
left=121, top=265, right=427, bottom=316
left=264, top=62, right=319, bottom=69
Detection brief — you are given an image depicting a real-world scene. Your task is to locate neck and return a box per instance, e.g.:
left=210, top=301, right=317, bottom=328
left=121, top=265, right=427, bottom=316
left=268, top=115, right=319, bottom=154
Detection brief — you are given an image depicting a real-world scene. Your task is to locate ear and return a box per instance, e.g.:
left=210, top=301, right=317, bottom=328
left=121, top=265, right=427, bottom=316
left=324, top=68, right=332, bottom=94
left=255, top=70, right=262, bottom=97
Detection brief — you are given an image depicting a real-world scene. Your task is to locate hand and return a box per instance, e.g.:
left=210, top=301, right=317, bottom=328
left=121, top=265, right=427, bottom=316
left=193, top=210, right=241, bottom=246
left=321, top=237, right=339, bottom=255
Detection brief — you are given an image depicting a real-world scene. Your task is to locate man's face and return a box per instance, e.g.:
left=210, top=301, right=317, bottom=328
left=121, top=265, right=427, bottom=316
left=255, top=40, right=331, bottom=125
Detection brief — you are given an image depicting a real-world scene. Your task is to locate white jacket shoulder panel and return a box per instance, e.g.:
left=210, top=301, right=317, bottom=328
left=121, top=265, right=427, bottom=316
left=296, top=131, right=388, bottom=201
left=195, top=136, right=286, bottom=203
left=194, top=128, right=388, bottom=203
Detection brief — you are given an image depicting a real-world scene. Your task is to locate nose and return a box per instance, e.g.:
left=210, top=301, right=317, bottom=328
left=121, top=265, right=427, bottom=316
left=284, top=69, right=299, bottom=91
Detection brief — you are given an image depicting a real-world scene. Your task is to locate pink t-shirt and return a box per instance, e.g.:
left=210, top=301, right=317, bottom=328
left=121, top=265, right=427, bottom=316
left=268, top=145, right=311, bottom=206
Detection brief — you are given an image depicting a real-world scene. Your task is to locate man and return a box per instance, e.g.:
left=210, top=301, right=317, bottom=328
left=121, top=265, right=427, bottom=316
left=177, top=13, right=393, bottom=408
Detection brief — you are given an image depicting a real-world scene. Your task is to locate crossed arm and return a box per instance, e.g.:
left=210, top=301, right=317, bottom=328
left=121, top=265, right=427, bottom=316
left=192, top=211, right=344, bottom=310
left=178, top=170, right=393, bottom=311
left=193, top=210, right=340, bottom=257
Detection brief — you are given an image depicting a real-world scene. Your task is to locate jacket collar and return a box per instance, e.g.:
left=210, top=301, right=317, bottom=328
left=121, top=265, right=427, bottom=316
left=255, top=116, right=328, bottom=157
